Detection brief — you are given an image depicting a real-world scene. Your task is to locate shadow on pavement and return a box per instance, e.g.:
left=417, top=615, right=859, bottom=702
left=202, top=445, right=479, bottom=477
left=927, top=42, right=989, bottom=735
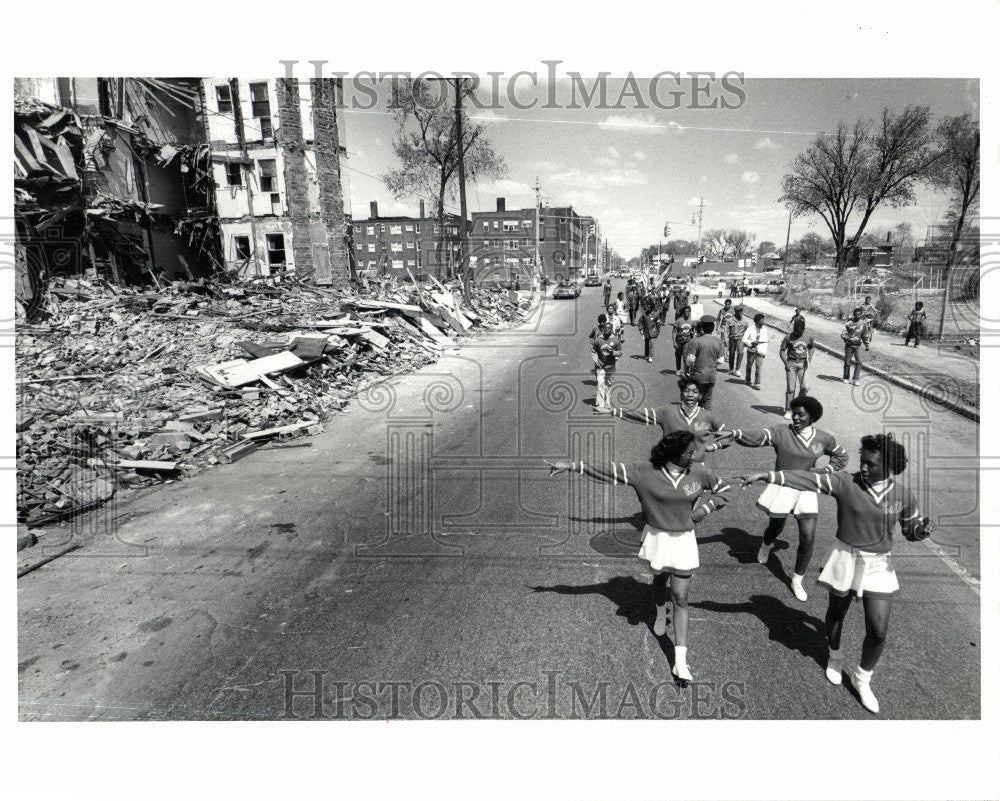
left=572, top=512, right=645, bottom=530
left=691, top=594, right=827, bottom=667
left=814, top=374, right=845, bottom=383
left=751, top=404, right=787, bottom=416
left=698, top=526, right=759, bottom=564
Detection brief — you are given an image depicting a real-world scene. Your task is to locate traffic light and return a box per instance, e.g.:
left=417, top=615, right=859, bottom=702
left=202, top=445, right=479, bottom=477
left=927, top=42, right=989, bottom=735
left=663, top=224, right=671, bottom=238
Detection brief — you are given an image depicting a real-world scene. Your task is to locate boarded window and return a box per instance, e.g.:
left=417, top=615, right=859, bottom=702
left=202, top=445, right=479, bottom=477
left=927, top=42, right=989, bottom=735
left=266, top=234, right=286, bottom=266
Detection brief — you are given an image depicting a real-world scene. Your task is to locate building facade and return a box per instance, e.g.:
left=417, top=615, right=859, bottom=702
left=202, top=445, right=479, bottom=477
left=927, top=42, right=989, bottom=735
left=469, top=198, right=595, bottom=282
left=202, top=77, right=352, bottom=285
left=350, top=201, right=465, bottom=279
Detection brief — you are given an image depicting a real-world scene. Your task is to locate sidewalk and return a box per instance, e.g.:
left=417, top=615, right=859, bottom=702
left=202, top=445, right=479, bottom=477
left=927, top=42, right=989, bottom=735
left=700, top=288, right=980, bottom=419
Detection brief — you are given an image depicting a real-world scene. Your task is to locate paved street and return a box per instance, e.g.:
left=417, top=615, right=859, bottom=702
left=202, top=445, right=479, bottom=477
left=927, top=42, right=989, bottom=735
left=18, top=281, right=980, bottom=720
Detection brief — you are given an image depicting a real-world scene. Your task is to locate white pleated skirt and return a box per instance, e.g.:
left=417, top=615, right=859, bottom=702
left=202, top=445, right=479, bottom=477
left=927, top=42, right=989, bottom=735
left=756, top=482, right=819, bottom=518
left=817, top=543, right=899, bottom=598
left=637, top=525, right=699, bottom=575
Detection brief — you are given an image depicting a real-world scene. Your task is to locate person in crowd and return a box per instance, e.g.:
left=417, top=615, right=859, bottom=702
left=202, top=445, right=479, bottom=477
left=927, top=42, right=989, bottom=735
left=904, top=301, right=927, bottom=347
left=614, top=291, right=629, bottom=330
left=739, top=433, right=931, bottom=714
left=688, top=294, right=704, bottom=321
left=842, top=307, right=871, bottom=385
left=602, top=377, right=730, bottom=463
left=681, top=316, right=725, bottom=410
left=742, top=312, right=769, bottom=389
left=721, top=395, right=848, bottom=602
left=861, top=296, right=878, bottom=342
left=592, top=319, right=622, bottom=413
left=589, top=313, right=608, bottom=367
left=545, top=430, right=731, bottom=684
left=603, top=278, right=613, bottom=309
left=717, top=298, right=735, bottom=343
left=657, top=285, right=671, bottom=324
left=779, top=317, right=816, bottom=419
left=672, top=306, right=694, bottom=373
left=637, top=294, right=662, bottom=363
left=727, top=306, right=749, bottom=376
left=627, top=280, right=642, bottom=325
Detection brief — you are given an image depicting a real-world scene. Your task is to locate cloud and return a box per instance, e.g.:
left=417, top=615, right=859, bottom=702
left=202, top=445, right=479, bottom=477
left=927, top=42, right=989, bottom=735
left=634, top=151, right=647, bottom=161
left=600, top=113, right=678, bottom=134
left=742, top=171, right=761, bottom=184
left=688, top=197, right=708, bottom=206
left=607, top=146, right=620, bottom=160
left=755, top=137, right=781, bottom=150
left=528, top=160, right=564, bottom=171
left=601, top=207, right=627, bottom=220
left=725, top=152, right=739, bottom=164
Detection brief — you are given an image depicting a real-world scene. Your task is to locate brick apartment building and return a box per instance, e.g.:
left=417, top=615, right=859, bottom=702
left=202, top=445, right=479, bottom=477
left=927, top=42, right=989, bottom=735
left=350, top=200, right=465, bottom=279
left=202, top=77, right=351, bottom=285
left=469, top=198, right=596, bottom=282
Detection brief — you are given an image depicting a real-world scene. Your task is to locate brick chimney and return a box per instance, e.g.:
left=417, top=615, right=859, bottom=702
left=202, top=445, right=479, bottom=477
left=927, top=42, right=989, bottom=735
left=419, top=200, right=425, bottom=219
left=370, top=201, right=378, bottom=219
left=496, top=197, right=506, bottom=212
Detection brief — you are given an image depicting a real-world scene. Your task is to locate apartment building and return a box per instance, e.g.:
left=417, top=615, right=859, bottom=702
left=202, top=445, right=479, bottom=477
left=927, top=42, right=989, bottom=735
left=350, top=201, right=465, bottom=279
left=469, top=198, right=594, bottom=282
left=202, top=77, right=352, bottom=285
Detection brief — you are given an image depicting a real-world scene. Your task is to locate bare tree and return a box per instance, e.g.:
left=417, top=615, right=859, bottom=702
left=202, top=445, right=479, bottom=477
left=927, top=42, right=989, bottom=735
left=383, top=79, right=506, bottom=278
left=725, top=229, right=755, bottom=258
left=929, top=113, right=980, bottom=337
left=781, top=106, right=939, bottom=277
left=704, top=229, right=728, bottom=259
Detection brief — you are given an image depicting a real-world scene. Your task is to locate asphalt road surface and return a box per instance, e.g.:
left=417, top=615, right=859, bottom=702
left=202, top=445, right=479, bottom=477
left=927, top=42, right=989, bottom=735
left=18, top=282, right=981, bottom=720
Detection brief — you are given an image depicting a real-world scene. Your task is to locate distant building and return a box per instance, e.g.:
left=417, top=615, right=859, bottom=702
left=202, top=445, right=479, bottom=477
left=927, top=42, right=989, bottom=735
left=202, top=77, right=351, bottom=285
left=470, top=198, right=594, bottom=282
left=350, top=200, right=465, bottom=279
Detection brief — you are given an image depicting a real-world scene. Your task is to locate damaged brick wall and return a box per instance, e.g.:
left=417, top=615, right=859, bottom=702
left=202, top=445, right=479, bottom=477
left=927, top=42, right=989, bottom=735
left=276, top=78, right=314, bottom=279
left=311, top=78, right=350, bottom=288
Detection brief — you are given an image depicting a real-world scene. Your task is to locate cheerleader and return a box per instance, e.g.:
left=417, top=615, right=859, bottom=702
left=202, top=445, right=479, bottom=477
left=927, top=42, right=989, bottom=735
left=546, top=430, right=730, bottom=684
left=600, top=377, right=730, bottom=462
left=739, top=433, right=932, bottom=713
left=721, top=395, right=847, bottom=601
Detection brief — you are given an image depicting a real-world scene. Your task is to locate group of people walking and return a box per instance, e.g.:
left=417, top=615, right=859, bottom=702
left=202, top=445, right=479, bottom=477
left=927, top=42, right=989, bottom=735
left=563, top=278, right=934, bottom=715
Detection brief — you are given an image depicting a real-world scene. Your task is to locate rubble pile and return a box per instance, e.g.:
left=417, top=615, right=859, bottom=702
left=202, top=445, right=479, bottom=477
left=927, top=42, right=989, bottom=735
left=17, top=275, right=530, bottom=525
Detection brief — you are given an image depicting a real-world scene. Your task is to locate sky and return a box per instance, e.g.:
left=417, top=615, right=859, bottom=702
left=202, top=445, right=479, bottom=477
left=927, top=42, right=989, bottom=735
left=339, top=77, right=977, bottom=258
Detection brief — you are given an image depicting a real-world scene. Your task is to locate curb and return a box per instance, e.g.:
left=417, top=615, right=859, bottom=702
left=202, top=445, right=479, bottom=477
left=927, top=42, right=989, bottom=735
left=708, top=297, right=980, bottom=423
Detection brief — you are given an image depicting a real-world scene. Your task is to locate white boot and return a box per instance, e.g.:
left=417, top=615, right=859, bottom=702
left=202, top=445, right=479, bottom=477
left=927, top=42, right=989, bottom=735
left=790, top=574, right=808, bottom=602
left=825, top=648, right=843, bottom=685
left=852, top=666, right=880, bottom=714
left=672, top=646, right=693, bottom=683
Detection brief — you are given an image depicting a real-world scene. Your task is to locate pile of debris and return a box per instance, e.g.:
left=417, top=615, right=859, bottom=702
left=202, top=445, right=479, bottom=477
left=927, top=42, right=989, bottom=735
left=17, top=274, right=530, bottom=527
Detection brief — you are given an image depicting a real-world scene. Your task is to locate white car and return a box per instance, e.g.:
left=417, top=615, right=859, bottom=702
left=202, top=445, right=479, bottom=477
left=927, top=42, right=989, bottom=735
left=701, top=270, right=720, bottom=277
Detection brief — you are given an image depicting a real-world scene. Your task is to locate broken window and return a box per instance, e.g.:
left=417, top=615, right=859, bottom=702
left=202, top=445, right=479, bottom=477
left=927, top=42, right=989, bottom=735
left=258, top=159, right=277, bottom=193
left=216, top=84, right=233, bottom=113
left=225, top=162, right=242, bottom=187
left=249, top=82, right=271, bottom=118
left=234, top=236, right=251, bottom=260
left=265, top=234, right=286, bottom=266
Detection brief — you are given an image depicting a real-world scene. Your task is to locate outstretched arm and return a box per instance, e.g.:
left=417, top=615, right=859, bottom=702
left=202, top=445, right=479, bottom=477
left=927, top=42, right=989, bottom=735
left=545, top=459, right=631, bottom=486
left=726, top=427, right=773, bottom=448
left=739, top=469, right=841, bottom=494
left=692, top=475, right=731, bottom=523
left=607, top=406, right=664, bottom=426
left=817, top=438, right=849, bottom=474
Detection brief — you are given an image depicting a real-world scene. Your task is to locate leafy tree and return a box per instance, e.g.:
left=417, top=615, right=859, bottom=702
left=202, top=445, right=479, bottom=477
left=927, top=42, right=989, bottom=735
left=798, top=232, right=824, bottom=262
left=929, top=113, right=980, bottom=335
left=725, top=229, right=755, bottom=258
left=383, top=79, right=506, bottom=277
left=781, top=106, right=939, bottom=276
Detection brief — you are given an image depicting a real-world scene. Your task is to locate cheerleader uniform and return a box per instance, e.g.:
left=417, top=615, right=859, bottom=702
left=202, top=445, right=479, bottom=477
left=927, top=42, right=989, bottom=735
left=609, top=402, right=726, bottom=462
left=571, top=460, right=730, bottom=576
left=761, top=470, right=923, bottom=597
left=731, top=425, right=847, bottom=518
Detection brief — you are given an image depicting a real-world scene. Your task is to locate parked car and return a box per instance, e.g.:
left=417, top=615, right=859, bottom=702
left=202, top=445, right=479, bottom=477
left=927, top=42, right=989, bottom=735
left=701, top=270, right=720, bottom=277
left=552, top=280, right=581, bottom=299
left=762, top=279, right=787, bottom=294
left=583, top=273, right=601, bottom=287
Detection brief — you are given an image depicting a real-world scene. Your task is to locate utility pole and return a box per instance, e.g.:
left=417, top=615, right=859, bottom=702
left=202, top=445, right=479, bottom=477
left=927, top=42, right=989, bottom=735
left=783, top=211, right=793, bottom=275
left=695, top=198, right=704, bottom=258
left=454, top=78, right=471, bottom=304
left=534, top=177, right=541, bottom=284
